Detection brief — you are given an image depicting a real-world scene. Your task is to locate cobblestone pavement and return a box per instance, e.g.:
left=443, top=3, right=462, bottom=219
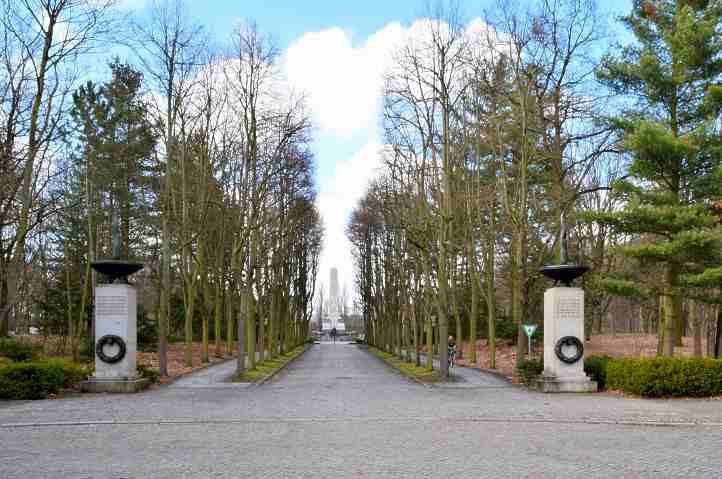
left=1, top=344, right=721, bottom=478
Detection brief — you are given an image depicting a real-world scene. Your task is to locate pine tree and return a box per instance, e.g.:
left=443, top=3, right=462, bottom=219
left=61, top=60, right=156, bottom=359
left=591, top=0, right=722, bottom=356
left=73, top=61, right=156, bottom=257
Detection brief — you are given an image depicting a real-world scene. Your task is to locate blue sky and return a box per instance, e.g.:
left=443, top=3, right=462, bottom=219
left=124, top=0, right=633, bottom=300
left=182, top=0, right=479, bottom=183
left=180, top=0, right=632, bottom=49
left=187, top=0, right=631, bottom=180
left=179, top=0, right=632, bottom=175
left=185, top=1, right=444, bottom=48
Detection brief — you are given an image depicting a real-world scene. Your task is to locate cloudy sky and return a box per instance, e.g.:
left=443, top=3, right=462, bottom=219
left=124, top=0, right=631, bottom=303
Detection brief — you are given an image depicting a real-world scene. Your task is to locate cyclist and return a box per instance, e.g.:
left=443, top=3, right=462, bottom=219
left=448, top=335, right=456, bottom=368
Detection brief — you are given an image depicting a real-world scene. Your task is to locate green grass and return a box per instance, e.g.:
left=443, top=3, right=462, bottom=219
left=368, top=347, right=441, bottom=383
left=232, top=345, right=308, bottom=383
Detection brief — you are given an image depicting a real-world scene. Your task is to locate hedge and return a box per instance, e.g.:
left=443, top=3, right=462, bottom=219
left=584, top=355, right=613, bottom=391
left=0, top=338, right=41, bottom=362
left=137, top=364, right=160, bottom=383
left=516, top=357, right=607, bottom=386
left=516, top=357, right=543, bottom=385
left=513, top=355, right=722, bottom=397
left=606, top=357, right=722, bottom=398
left=0, top=360, right=87, bottom=400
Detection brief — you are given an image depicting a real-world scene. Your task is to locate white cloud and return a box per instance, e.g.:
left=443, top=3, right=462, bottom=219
left=283, top=23, right=405, bottom=139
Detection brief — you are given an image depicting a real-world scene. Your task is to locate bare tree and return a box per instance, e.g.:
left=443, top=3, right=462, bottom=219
left=0, top=0, right=118, bottom=336
left=132, top=0, right=205, bottom=372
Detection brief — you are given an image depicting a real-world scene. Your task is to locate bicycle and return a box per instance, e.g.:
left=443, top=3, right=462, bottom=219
left=448, top=345, right=456, bottom=369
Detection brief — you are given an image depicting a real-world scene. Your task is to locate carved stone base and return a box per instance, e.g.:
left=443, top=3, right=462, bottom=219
left=81, top=377, right=150, bottom=394
left=533, top=375, right=597, bottom=393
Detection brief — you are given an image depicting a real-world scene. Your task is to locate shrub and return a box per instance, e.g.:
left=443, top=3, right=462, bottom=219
left=79, top=337, right=94, bottom=361
left=516, top=357, right=543, bottom=385
left=584, top=355, right=613, bottom=391
left=60, top=361, right=88, bottom=386
left=0, top=360, right=87, bottom=400
left=0, top=338, right=41, bottom=362
left=606, top=357, right=722, bottom=398
left=137, top=364, right=160, bottom=383
left=137, top=304, right=158, bottom=349
left=495, top=317, right=518, bottom=344
left=137, top=342, right=157, bottom=353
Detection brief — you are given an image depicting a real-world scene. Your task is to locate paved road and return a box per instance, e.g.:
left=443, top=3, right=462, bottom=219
left=167, top=350, right=269, bottom=389
left=1, top=344, right=721, bottom=478
left=411, top=351, right=512, bottom=388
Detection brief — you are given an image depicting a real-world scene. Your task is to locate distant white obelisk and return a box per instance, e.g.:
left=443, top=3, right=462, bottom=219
left=323, top=267, right=345, bottom=332
left=329, top=268, right=340, bottom=309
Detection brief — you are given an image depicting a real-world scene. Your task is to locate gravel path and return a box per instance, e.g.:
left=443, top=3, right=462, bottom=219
left=1, top=343, right=721, bottom=478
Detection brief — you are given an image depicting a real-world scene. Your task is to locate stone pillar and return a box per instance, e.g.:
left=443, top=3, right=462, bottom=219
left=82, top=284, right=149, bottom=393
left=534, top=286, right=596, bottom=393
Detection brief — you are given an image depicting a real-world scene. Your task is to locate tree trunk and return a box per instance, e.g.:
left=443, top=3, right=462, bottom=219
left=268, top=291, right=277, bottom=359
left=486, top=220, right=497, bottom=369
left=258, top=299, right=265, bottom=363
left=278, top=294, right=286, bottom=356
left=512, top=232, right=527, bottom=361
left=184, top=286, right=195, bottom=367
left=201, top=315, right=209, bottom=364
left=469, top=264, right=478, bottom=366
left=454, top=298, right=463, bottom=360
left=661, top=293, right=675, bottom=357
left=247, top=290, right=256, bottom=369
left=425, top=315, right=433, bottom=371
left=226, top=291, right=234, bottom=356
left=714, top=306, right=721, bottom=359
left=158, top=158, right=171, bottom=377
left=214, top=282, right=223, bottom=358
left=66, top=252, right=76, bottom=362
left=674, top=295, right=684, bottom=347
left=397, top=315, right=404, bottom=360
left=413, top=302, right=421, bottom=367
left=236, top=291, right=246, bottom=375
left=692, top=300, right=702, bottom=358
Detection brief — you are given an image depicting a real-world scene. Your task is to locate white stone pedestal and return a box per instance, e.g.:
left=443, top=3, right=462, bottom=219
left=533, top=287, right=596, bottom=393
left=82, top=284, right=149, bottom=393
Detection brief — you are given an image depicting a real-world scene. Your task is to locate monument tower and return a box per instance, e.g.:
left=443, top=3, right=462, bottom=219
left=322, top=267, right=345, bottom=332
left=329, top=268, right=340, bottom=311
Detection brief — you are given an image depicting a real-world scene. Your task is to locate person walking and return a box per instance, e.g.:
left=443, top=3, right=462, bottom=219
left=448, top=335, right=456, bottom=368
left=331, top=327, right=337, bottom=344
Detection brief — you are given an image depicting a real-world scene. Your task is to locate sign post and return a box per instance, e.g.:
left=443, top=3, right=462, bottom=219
left=522, top=324, right=537, bottom=358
